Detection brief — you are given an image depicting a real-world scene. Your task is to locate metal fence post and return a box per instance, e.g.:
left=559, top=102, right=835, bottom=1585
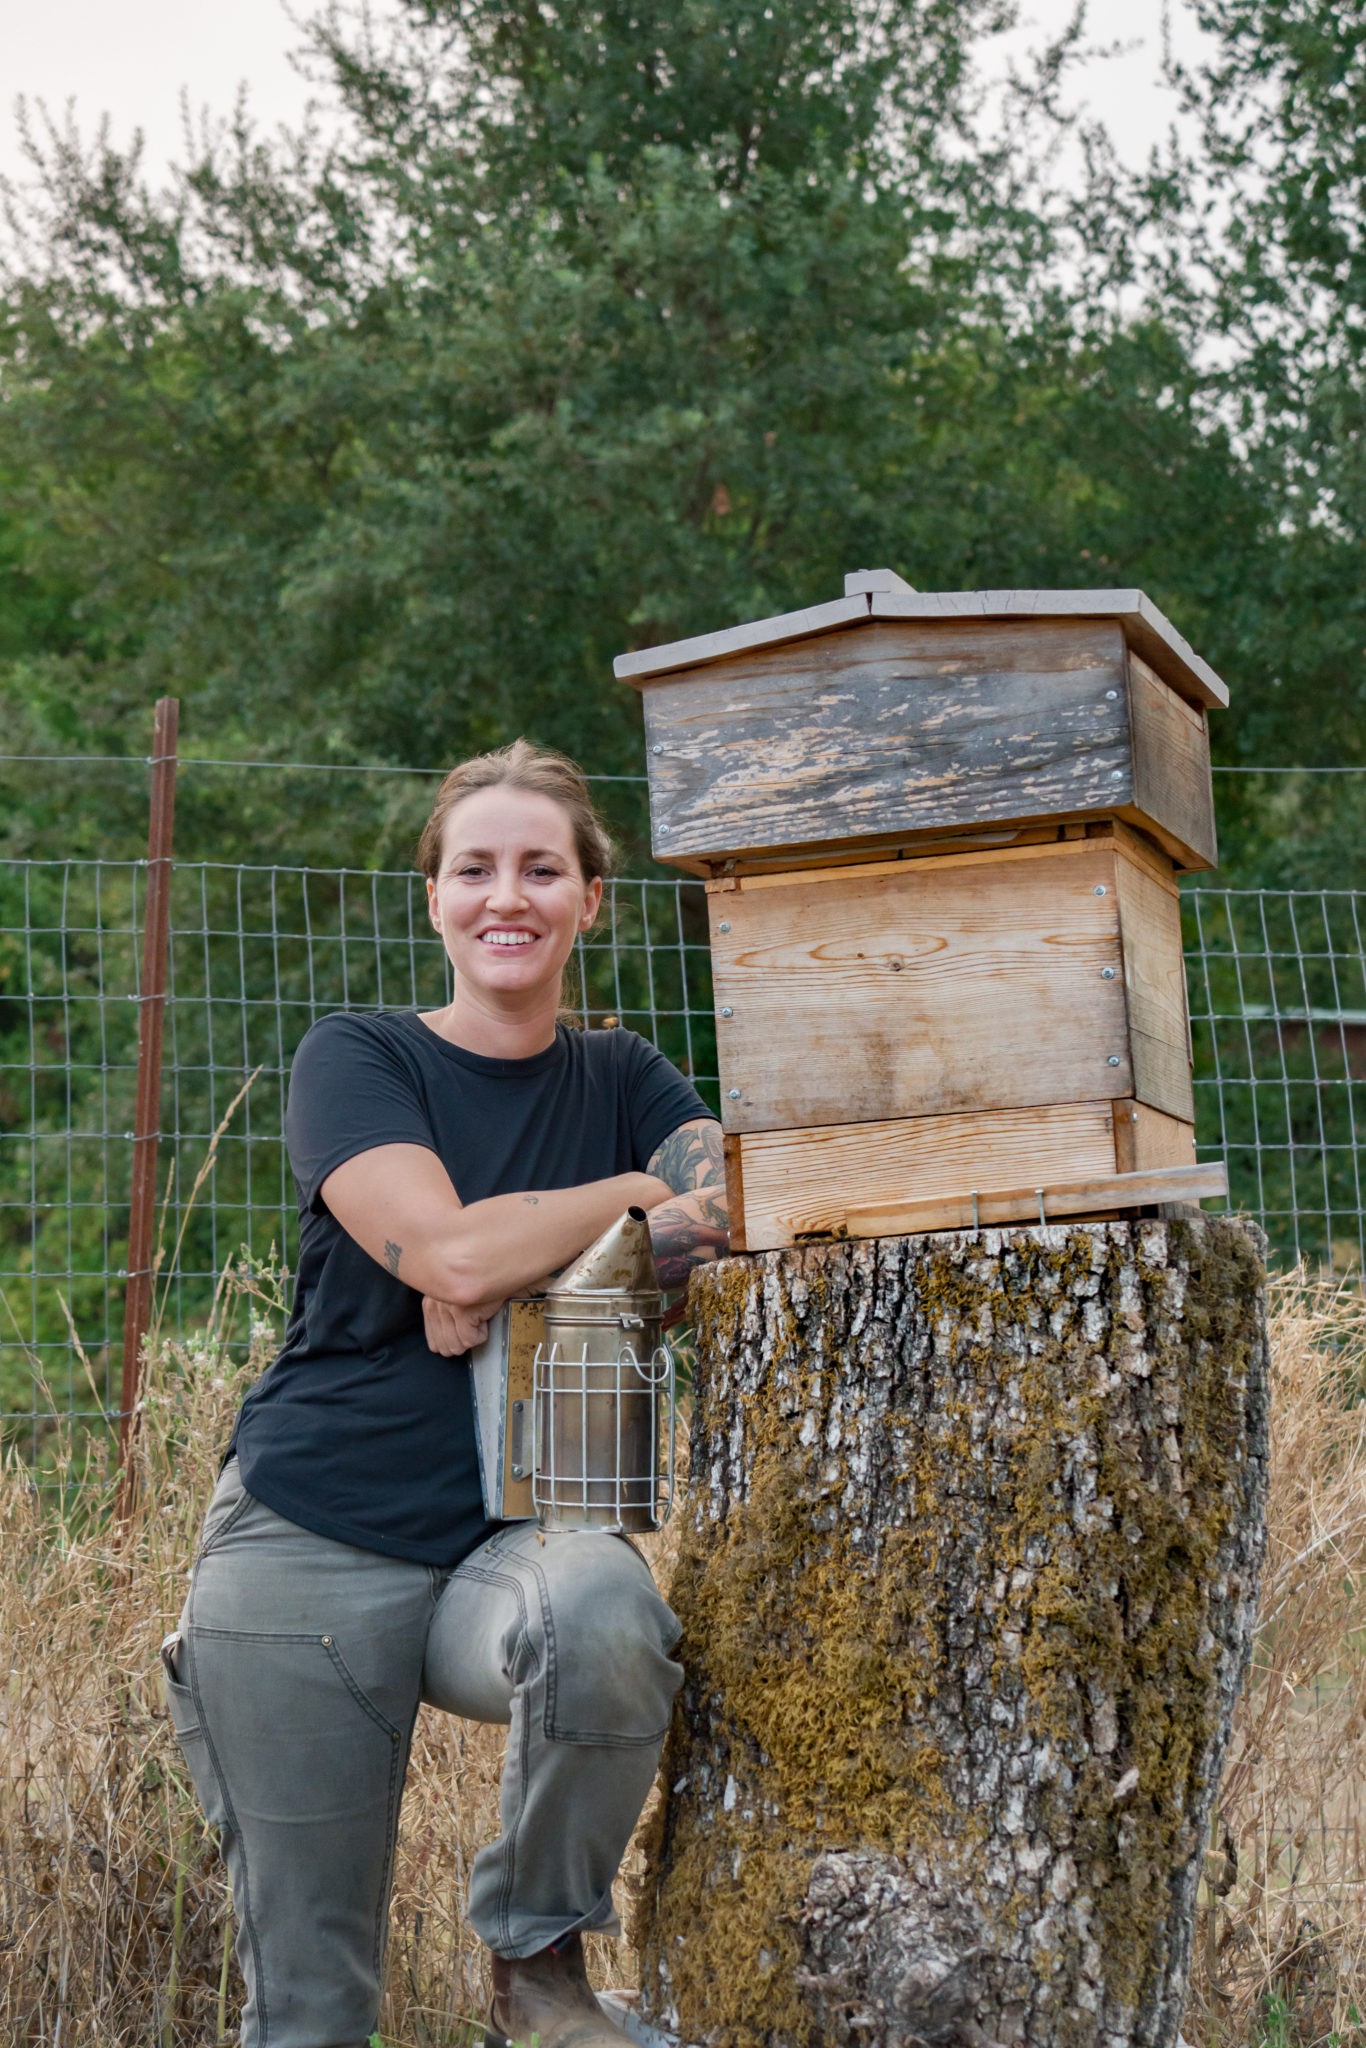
left=116, top=697, right=179, bottom=1514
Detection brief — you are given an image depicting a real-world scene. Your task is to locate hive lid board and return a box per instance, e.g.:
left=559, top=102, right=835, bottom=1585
left=614, top=576, right=1229, bottom=713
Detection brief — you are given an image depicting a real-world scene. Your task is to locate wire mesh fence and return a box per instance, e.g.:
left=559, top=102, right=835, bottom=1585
left=1186, top=889, right=1366, bottom=1278
left=1, top=856, right=1362, bottom=1464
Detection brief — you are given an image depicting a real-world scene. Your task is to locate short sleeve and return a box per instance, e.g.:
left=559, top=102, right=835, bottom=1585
left=617, top=1031, right=718, bottom=1171
left=285, top=1014, right=439, bottom=1213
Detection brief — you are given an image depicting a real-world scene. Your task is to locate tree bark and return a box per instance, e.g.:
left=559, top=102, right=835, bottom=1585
left=639, top=1218, right=1269, bottom=2048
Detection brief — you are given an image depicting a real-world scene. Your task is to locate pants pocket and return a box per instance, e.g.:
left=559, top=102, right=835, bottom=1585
left=161, top=1630, right=229, bottom=1827
left=521, top=1532, right=684, bottom=1746
left=183, top=1627, right=410, bottom=1996
left=187, top=1627, right=405, bottom=1821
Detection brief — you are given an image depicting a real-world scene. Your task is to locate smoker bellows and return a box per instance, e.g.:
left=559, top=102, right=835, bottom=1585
left=617, top=570, right=1230, bottom=1251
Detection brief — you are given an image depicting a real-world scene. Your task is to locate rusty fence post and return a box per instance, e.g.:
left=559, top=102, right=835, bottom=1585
left=116, top=696, right=179, bottom=1520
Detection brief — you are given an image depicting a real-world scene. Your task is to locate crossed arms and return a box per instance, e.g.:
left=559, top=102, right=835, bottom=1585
left=320, top=1117, right=727, bottom=1356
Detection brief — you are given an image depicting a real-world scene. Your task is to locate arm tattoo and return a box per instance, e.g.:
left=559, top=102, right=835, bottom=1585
left=648, top=1188, right=729, bottom=1291
left=522, top=1194, right=540, bottom=1206
left=648, top=1118, right=724, bottom=1196
left=384, top=1239, right=403, bottom=1277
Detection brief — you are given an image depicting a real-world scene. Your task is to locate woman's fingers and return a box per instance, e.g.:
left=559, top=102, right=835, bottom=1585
left=423, top=1295, right=462, bottom=1355
left=422, top=1294, right=491, bottom=1354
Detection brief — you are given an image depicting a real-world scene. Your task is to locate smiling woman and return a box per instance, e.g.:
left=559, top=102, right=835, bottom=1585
left=160, top=739, right=727, bottom=2048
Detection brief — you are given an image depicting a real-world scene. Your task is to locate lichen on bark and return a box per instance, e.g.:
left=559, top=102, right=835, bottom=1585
left=639, top=1217, right=1269, bottom=2048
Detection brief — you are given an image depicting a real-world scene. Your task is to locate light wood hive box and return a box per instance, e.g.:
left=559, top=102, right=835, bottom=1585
left=616, top=571, right=1231, bottom=1252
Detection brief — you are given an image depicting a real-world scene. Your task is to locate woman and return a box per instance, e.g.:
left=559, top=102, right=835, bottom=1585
left=162, top=741, right=727, bottom=2048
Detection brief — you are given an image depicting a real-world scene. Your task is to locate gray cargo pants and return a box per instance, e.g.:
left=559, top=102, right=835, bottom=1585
left=163, top=1457, right=683, bottom=2048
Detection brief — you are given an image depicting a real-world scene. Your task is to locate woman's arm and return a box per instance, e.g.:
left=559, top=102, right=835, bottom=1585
left=320, top=1144, right=674, bottom=1309
left=643, top=1118, right=729, bottom=1290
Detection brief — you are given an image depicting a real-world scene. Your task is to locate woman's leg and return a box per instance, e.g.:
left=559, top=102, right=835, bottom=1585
left=421, top=1522, right=683, bottom=1960
left=164, top=1460, right=436, bottom=2048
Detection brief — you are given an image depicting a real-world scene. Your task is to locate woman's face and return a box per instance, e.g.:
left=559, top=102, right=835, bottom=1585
left=426, top=784, right=602, bottom=1006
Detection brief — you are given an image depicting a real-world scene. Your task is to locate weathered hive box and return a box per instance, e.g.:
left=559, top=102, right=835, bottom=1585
left=616, top=572, right=1230, bottom=1252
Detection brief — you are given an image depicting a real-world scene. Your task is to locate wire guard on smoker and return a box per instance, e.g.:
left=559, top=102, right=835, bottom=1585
left=532, top=1335, right=675, bottom=1533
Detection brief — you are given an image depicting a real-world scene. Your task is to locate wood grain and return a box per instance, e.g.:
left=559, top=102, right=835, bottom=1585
left=616, top=592, right=870, bottom=682
left=617, top=583, right=1230, bottom=712
left=1125, top=651, right=1217, bottom=871
left=846, top=568, right=915, bottom=596
left=704, top=823, right=1064, bottom=882
left=712, top=839, right=1133, bottom=1134
left=723, top=1135, right=748, bottom=1255
left=642, top=619, right=1134, bottom=863
left=1114, top=848, right=1196, bottom=1120
left=1111, top=1100, right=1198, bottom=1174
left=713, top=831, right=1119, bottom=894
left=867, top=588, right=1229, bottom=710
left=732, top=1099, right=1120, bottom=1249
left=843, top=1161, right=1229, bottom=1238
left=1107, top=817, right=1180, bottom=894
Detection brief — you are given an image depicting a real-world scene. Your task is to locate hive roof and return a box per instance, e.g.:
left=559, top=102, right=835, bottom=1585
left=613, top=571, right=1229, bottom=711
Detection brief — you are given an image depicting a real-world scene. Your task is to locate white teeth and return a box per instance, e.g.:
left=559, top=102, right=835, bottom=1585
left=482, top=932, right=536, bottom=947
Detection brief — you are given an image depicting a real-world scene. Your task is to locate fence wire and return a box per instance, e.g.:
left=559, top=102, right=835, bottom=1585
left=0, top=858, right=1362, bottom=1462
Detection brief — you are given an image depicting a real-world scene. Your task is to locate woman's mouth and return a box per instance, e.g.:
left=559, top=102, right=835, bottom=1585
left=479, top=929, right=538, bottom=948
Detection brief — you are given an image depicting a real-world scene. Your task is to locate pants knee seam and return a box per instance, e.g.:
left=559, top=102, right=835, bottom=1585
left=374, top=1707, right=414, bottom=1976
left=445, top=1562, right=540, bottom=1952
left=490, top=1640, right=535, bottom=1953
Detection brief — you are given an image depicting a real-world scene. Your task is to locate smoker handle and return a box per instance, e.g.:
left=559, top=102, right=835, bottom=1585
left=660, top=1342, right=677, bottom=1525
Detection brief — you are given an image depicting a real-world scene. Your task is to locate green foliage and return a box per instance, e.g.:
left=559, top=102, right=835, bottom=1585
left=2, top=0, right=1359, bottom=881
left=2, top=0, right=1365, bottom=1434
left=1255, top=1991, right=1296, bottom=2048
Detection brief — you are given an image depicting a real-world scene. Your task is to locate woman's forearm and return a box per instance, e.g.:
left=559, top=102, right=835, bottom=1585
left=321, top=1143, right=672, bottom=1307
left=434, top=1174, right=673, bottom=1303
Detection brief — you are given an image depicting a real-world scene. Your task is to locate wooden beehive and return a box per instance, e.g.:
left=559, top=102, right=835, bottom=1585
left=616, top=571, right=1230, bottom=1251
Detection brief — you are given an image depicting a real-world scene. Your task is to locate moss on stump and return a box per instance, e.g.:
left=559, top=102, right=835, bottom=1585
left=639, top=1217, right=1269, bottom=2048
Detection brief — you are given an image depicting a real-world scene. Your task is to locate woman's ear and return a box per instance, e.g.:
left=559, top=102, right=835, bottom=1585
left=426, top=876, right=442, bottom=933
left=580, top=876, right=604, bottom=930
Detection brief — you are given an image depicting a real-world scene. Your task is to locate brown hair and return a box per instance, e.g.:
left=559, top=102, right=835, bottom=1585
left=416, top=738, right=616, bottom=886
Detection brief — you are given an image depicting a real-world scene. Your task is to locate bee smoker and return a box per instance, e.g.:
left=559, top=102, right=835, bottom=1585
left=467, top=1207, right=675, bottom=1534
left=534, top=1206, right=674, bottom=1533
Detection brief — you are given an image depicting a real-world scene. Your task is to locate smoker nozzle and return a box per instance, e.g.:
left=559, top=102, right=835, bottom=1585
left=548, top=1205, right=660, bottom=1298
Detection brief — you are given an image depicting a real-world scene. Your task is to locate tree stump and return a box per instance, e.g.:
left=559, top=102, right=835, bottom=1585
left=640, top=1218, right=1269, bottom=2048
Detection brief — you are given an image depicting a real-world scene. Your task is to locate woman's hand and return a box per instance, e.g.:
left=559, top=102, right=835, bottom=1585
left=423, top=1294, right=504, bottom=1356
left=644, top=1120, right=729, bottom=1291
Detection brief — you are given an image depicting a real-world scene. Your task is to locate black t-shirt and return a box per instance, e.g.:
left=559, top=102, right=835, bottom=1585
left=229, top=1010, right=713, bottom=1567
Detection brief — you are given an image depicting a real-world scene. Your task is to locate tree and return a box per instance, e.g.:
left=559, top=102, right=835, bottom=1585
left=644, top=1218, right=1270, bottom=2048
left=2, top=0, right=1325, bottom=878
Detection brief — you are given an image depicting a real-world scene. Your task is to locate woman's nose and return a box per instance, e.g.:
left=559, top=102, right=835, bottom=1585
left=485, top=865, right=529, bottom=911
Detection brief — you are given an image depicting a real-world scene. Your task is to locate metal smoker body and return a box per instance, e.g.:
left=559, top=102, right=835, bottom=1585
left=536, top=1206, right=673, bottom=1533
left=467, top=1207, right=674, bottom=1534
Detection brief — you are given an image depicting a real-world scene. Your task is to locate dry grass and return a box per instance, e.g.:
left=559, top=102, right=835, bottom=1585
left=0, top=1264, right=682, bottom=2047
left=1, top=1267, right=1363, bottom=2047
left=1186, top=1273, right=1366, bottom=2048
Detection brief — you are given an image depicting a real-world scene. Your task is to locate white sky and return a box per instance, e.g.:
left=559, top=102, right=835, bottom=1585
left=0, top=0, right=1220, bottom=192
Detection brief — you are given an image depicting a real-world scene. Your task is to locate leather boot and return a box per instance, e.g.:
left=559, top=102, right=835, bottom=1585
left=484, top=1933, right=636, bottom=2048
